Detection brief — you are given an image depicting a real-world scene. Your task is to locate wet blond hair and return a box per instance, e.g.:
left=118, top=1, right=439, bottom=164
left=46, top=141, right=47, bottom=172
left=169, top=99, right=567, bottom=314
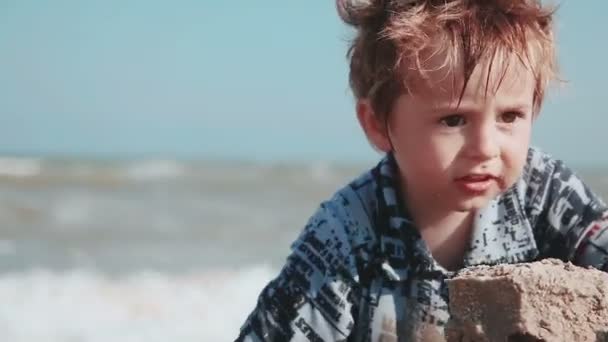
left=336, top=0, right=557, bottom=120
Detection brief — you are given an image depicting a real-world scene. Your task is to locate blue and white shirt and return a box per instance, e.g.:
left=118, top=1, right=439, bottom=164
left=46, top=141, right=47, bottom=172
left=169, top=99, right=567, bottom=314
left=236, top=147, right=608, bottom=342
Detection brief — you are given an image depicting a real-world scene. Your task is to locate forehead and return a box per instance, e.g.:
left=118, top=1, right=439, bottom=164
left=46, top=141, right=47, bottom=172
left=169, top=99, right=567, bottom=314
left=402, top=45, right=536, bottom=107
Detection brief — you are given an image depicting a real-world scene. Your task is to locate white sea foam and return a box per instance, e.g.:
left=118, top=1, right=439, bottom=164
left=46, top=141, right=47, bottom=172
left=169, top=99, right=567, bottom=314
left=309, top=161, right=335, bottom=183
left=124, top=160, right=185, bottom=181
left=51, top=197, right=91, bottom=226
left=0, top=157, right=41, bottom=177
left=0, top=265, right=276, bottom=342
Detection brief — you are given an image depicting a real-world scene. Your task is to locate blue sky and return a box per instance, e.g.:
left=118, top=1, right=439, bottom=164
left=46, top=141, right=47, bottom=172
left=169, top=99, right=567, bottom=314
left=0, top=1, right=606, bottom=165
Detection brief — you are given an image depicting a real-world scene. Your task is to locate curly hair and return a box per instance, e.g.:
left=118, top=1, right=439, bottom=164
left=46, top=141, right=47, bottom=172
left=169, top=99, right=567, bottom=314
left=336, top=0, right=558, bottom=121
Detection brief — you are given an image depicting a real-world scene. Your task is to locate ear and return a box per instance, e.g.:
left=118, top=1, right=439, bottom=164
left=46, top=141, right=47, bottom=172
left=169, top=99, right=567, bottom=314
left=356, top=99, right=392, bottom=153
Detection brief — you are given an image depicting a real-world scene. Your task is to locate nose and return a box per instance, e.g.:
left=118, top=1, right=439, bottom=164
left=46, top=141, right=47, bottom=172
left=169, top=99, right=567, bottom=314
left=465, top=121, right=500, bottom=161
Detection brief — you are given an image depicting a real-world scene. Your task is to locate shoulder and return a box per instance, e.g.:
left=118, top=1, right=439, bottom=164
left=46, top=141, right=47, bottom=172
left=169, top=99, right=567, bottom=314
left=518, top=146, right=573, bottom=207
left=520, top=146, right=556, bottom=184
left=290, top=164, right=382, bottom=282
left=518, top=146, right=606, bottom=226
left=521, top=146, right=602, bottom=203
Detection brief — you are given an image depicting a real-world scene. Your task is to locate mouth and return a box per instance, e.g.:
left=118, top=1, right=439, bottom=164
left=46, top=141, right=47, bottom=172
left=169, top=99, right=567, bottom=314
left=456, top=174, right=497, bottom=182
left=454, top=174, right=499, bottom=193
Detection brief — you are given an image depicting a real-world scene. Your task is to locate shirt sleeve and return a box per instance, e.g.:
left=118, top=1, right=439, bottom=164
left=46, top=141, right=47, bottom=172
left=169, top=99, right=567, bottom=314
left=527, top=154, right=608, bottom=270
left=235, top=202, right=362, bottom=342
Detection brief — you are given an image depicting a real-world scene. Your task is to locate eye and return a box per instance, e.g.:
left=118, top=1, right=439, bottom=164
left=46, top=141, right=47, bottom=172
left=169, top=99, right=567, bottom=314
left=499, top=111, right=524, bottom=124
left=440, top=115, right=466, bottom=127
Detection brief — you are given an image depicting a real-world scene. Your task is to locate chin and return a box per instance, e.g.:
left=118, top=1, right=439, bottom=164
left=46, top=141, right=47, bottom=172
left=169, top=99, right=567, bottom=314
left=453, top=196, right=495, bottom=212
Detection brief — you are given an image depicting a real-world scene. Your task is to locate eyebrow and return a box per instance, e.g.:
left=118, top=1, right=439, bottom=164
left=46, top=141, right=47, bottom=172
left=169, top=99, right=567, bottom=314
left=431, top=101, right=532, bottom=114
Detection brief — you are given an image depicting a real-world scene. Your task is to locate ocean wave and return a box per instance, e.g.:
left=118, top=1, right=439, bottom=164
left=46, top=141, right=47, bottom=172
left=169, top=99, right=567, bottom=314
left=0, top=157, right=42, bottom=177
left=124, top=160, right=186, bottom=181
left=0, top=265, right=276, bottom=342
left=309, top=161, right=336, bottom=183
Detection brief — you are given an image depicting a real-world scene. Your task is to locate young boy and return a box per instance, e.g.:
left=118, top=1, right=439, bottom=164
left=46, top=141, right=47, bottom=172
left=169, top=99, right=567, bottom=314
left=237, top=0, right=608, bottom=341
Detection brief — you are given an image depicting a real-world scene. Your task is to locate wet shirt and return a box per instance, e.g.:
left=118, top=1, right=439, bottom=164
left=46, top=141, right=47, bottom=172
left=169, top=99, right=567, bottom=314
left=235, top=147, right=608, bottom=342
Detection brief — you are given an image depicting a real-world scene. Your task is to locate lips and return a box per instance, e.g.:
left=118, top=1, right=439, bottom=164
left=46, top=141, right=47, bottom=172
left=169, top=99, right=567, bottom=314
left=455, top=174, right=498, bottom=193
left=457, top=174, right=495, bottom=182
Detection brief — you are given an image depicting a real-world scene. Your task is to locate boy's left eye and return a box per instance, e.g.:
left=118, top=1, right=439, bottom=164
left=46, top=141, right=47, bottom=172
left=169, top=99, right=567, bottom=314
left=499, top=111, right=523, bottom=123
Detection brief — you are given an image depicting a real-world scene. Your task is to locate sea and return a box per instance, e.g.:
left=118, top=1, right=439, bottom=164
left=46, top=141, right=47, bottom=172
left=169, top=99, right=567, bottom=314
left=0, top=156, right=606, bottom=341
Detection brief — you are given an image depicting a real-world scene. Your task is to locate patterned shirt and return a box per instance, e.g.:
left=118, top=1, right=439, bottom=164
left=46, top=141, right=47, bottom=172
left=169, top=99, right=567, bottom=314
left=236, top=147, right=608, bottom=342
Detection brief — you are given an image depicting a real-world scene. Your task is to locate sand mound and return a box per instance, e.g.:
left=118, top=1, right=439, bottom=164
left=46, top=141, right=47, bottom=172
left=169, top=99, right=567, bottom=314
left=446, top=259, right=608, bottom=342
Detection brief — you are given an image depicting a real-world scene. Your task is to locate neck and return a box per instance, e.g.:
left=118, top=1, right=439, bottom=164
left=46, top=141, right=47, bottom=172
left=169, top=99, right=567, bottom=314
left=403, top=188, right=473, bottom=232
left=398, top=176, right=477, bottom=271
left=414, top=206, right=473, bottom=233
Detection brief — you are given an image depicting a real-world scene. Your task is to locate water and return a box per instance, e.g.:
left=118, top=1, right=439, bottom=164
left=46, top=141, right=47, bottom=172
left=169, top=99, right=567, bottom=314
left=0, top=156, right=367, bottom=341
left=0, top=156, right=606, bottom=341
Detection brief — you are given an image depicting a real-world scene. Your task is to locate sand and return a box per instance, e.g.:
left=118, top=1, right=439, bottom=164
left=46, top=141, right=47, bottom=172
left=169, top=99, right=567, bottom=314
left=445, top=259, right=608, bottom=342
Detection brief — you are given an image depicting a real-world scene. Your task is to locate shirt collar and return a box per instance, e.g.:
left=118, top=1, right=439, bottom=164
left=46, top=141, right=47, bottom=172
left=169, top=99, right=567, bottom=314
left=372, top=154, right=539, bottom=280
left=463, top=181, right=539, bottom=267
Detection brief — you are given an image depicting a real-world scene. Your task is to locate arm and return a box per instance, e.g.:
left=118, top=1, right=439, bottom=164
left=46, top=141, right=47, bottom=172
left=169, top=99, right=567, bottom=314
left=236, top=203, right=361, bottom=342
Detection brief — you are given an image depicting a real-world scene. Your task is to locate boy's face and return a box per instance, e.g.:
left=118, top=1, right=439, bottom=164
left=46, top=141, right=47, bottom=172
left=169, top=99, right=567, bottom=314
left=362, top=53, right=535, bottom=214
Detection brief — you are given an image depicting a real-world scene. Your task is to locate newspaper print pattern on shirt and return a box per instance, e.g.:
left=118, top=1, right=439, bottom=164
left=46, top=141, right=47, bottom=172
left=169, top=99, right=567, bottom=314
left=236, top=147, right=608, bottom=342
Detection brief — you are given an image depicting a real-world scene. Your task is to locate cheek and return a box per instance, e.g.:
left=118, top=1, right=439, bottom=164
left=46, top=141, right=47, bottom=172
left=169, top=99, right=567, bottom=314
left=511, top=121, right=532, bottom=154
left=402, top=135, right=461, bottom=174
left=389, top=117, right=461, bottom=180
left=502, top=126, right=532, bottom=179
left=423, top=135, right=463, bottom=171
left=396, top=140, right=462, bottom=194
